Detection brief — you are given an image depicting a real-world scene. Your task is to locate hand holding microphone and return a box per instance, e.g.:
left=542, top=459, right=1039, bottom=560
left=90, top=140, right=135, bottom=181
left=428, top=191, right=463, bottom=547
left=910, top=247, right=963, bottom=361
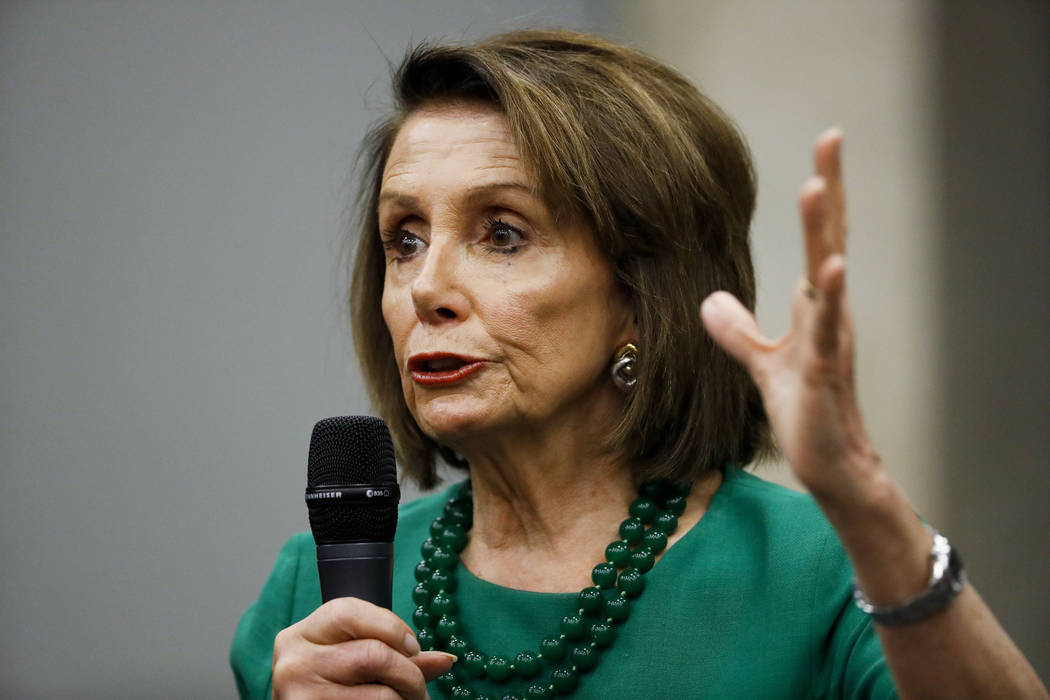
left=271, top=417, right=455, bottom=699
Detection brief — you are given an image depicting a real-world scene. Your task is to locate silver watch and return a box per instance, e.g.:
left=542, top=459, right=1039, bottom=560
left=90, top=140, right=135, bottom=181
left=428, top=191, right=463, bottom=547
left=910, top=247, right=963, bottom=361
left=852, top=527, right=967, bottom=626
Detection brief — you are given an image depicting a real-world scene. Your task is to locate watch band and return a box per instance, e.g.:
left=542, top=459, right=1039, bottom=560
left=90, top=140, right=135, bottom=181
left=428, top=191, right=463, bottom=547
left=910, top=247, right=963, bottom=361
left=852, top=527, right=967, bottom=626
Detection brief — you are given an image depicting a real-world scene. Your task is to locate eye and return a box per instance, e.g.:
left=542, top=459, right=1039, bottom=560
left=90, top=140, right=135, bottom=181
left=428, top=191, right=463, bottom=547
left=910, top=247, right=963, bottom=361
left=483, top=217, right=526, bottom=254
left=382, top=229, right=426, bottom=261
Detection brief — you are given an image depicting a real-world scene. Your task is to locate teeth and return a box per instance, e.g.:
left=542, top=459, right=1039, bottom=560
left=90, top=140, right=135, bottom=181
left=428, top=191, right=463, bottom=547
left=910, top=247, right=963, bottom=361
left=425, top=358, right=466, bottom=372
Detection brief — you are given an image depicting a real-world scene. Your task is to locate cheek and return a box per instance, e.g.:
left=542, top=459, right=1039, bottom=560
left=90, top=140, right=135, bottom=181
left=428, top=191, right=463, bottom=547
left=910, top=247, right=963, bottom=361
left=487, top=282, right=616, bottom=375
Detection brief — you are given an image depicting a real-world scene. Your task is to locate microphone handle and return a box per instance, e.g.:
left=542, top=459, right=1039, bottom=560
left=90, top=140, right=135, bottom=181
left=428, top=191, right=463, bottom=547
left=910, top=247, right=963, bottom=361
left=316, top=542, right=394, bottom=607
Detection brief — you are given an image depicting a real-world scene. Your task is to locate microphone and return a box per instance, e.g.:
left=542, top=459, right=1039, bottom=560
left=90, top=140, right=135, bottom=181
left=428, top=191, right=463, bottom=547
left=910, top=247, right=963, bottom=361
left=305, top=416, right=400, bottom=606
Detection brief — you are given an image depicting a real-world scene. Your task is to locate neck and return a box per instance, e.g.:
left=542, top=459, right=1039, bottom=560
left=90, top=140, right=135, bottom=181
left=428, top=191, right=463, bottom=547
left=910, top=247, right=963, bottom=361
left=453, top=427, right=723, bottom=592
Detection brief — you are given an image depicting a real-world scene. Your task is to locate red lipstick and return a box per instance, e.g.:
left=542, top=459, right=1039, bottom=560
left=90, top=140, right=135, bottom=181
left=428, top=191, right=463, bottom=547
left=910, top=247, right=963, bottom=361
left=408, top=353, right=488, bottom=386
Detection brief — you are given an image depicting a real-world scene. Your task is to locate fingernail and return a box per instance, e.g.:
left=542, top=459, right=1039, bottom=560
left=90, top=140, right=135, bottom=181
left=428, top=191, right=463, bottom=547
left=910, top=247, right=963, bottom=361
left=404, top=632, right=421, bottom=656
left=437, top=652, right=458, bottom=662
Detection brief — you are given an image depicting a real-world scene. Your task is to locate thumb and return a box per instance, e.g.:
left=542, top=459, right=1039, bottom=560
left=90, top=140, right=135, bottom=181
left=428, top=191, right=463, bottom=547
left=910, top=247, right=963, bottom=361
left=700, top=291, right=769, bottom=375
left=412, top=651, right=458, bottom=681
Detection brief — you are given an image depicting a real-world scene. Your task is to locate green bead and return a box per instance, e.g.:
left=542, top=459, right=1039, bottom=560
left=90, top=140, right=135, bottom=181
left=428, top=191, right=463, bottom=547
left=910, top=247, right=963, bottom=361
left=486, top=654, right=513, bottom=682
left=430, top=546, right=458, bottom=570
left=430, top=517, right=448, bottom=538
left=617, top=567, right=646, bottom=597
left=421, top=537, right=438, bottom=560
left=412, top=605, right=432, bottom=629
left=417, top=627, right=436, bottom=650
left=591, top=562, right=617, bottom=589
left=589, top=621, right=615, bottom=648
left=540, top=636, right=565, bottom=661
left=464, top=650, right=488, bottom=678
left=446, top=635, right=471, bottom=657
left=430, top=568, right=457, bottom=593
left=444, top=502, right=472, bottom=528
left=412, top=583, right=431, bottom=606
left=618, top=517, right=645, bottom=544
left=414, top=561, right=434, bottom=583
left=604, top=540, right=631, bottom=568
left=501, top=696, right=523, bottom=700
left=515, top=650, right=541, bottom=678
left=440, top=523, right=469, bottom=552
left=476, top=695, right=496, bottom=700
left=436, top=670, right=459, bottom=692
left=629, top=546, right=655, bottom=573
left=525, top=685, right=552, bottom=699
left=577, top=586, right=604, bottom=614
left=431, top=591, right=457, bottom=616
left=642, top=528, right=668, bottom=553
left=629, top=497, right=657, bottom=523
left=638, top=480, right=667, bottom=501
left=435, top=614, right=462, bottom=640
left=653, top=511, right=678, bottom=534
left=560, top=613, right=585, bottom=640
left=605, top=595, right=630, bottom=622
left=551, top=667, right=578, bottom=694
left=664, top=494, right=687, bottom=516
left=669, top=480, right=692, bottom=498
left=570, top=644, right=599, bottom=672
left=451, top=685, right=475, bottom=698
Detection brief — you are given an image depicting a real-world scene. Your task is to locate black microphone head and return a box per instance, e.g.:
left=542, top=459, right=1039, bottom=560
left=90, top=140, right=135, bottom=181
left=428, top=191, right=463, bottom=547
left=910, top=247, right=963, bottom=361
left=306, top=416, right=398, bottom=545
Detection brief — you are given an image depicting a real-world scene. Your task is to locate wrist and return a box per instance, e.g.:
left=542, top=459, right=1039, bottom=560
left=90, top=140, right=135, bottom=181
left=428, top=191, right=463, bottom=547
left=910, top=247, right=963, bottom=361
left=853, top=526, right=967, bottom=625
left=814, top=461, right=935, bottom=606
left=807, top=443, right=892, bottom=519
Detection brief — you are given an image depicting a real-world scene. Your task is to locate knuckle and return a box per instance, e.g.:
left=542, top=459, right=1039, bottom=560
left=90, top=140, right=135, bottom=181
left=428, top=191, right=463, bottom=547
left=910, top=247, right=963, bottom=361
left=274, top=625, right=296, bottom=650
left=351, top=639, right=394, bottom=677
left=272, top=652, right=309, bottom=690
left=328, top=596, right=359, bottom=620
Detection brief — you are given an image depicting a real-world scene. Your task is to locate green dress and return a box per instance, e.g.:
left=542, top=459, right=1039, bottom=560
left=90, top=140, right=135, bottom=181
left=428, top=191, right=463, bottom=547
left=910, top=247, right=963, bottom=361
left=231, top=467, right=897, bottom=698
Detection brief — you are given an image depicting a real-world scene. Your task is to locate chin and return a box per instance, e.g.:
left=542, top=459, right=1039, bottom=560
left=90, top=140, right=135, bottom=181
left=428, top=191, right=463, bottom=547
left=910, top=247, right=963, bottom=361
left=410, top=394, right=508, bottom=444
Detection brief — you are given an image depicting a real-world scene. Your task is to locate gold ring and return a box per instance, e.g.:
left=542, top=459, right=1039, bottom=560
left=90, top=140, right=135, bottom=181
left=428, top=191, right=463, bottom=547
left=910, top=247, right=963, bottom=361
left=803, top=279, right=819, bottom=300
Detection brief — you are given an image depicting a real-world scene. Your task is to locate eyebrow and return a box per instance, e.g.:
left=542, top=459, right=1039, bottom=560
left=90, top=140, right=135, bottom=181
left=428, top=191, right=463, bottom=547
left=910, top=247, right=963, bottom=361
left=377, top=181, right=539, bottom=210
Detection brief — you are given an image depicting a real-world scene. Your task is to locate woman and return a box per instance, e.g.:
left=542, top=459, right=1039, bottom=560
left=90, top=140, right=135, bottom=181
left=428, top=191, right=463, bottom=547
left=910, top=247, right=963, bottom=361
left=232, top=30, right=1046, bottom=699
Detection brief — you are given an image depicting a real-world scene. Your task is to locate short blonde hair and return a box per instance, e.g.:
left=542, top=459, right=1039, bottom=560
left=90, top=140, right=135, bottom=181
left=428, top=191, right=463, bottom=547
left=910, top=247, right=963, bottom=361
left=350, top=29, right=771, bottom=489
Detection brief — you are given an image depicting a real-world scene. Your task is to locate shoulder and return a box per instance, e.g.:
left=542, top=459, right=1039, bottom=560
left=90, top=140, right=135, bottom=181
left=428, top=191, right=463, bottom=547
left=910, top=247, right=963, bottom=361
left=714, top=466, right=837, bottom=554
left=687, top=468, right=854, bottom=635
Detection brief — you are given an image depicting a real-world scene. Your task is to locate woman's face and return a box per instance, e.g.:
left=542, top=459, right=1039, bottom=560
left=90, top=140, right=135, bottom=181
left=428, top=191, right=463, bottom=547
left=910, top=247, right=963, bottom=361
left=378, top=102, right=634, bottom=449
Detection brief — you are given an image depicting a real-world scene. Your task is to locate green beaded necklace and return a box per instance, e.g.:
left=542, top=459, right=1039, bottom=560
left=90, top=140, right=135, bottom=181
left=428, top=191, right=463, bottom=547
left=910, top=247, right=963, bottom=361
left=411, top=479, right=691, bottom=699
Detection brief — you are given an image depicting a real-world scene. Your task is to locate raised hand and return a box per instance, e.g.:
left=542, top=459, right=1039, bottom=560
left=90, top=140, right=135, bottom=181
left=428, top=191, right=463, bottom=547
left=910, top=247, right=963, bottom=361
left=700, top=128, right=880, bottom=505
left=701, top=128, right=1048, bottom=698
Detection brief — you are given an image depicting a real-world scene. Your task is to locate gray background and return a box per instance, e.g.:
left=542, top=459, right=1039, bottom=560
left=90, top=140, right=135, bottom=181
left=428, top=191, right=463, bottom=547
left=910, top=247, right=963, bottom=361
left=1, top=1, right=1046, bottom=697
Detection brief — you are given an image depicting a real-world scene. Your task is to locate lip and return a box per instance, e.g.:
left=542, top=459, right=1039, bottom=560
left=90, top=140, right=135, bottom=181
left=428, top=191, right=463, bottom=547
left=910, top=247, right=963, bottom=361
left=407, top=352, right=489, bottom=386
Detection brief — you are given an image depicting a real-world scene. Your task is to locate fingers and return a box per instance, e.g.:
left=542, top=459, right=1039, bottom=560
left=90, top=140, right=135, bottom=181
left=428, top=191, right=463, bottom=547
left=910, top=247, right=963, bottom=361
left=800, top=177, right=829, bottom=285
left=801, top=129, right=848, bottom=284
left=812, top=255, right=847, bottom=357
left=308, top=639, right=422, bottom=692
left=273, top=597, right=436, bottom=699
left=700, top=291, right=771, bottom=377
left=304, top=597, right=418, bottom=655
left=814, top=127, right=847, bottom=253
left=412, top=650, right=459, bottom=681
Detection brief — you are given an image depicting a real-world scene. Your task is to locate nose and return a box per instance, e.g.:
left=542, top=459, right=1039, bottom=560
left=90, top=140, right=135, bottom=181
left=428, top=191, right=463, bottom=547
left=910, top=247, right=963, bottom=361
left=410, top=235, right=469, bottom=324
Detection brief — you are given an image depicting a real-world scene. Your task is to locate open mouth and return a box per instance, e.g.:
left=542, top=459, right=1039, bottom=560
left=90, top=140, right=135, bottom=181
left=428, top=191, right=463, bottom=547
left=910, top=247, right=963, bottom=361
left=408, top=353, right=487, bottom=386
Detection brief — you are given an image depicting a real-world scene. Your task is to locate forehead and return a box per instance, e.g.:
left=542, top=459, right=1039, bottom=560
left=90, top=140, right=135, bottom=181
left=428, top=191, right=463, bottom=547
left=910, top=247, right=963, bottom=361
left=381, top=103, right=526, bottom=188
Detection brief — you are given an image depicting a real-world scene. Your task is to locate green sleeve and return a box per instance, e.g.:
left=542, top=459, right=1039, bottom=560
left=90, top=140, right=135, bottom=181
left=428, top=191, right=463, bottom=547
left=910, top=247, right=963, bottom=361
left=230, top=534, right=319, bottom=700
left=814, top=531, right=899, bottom=699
